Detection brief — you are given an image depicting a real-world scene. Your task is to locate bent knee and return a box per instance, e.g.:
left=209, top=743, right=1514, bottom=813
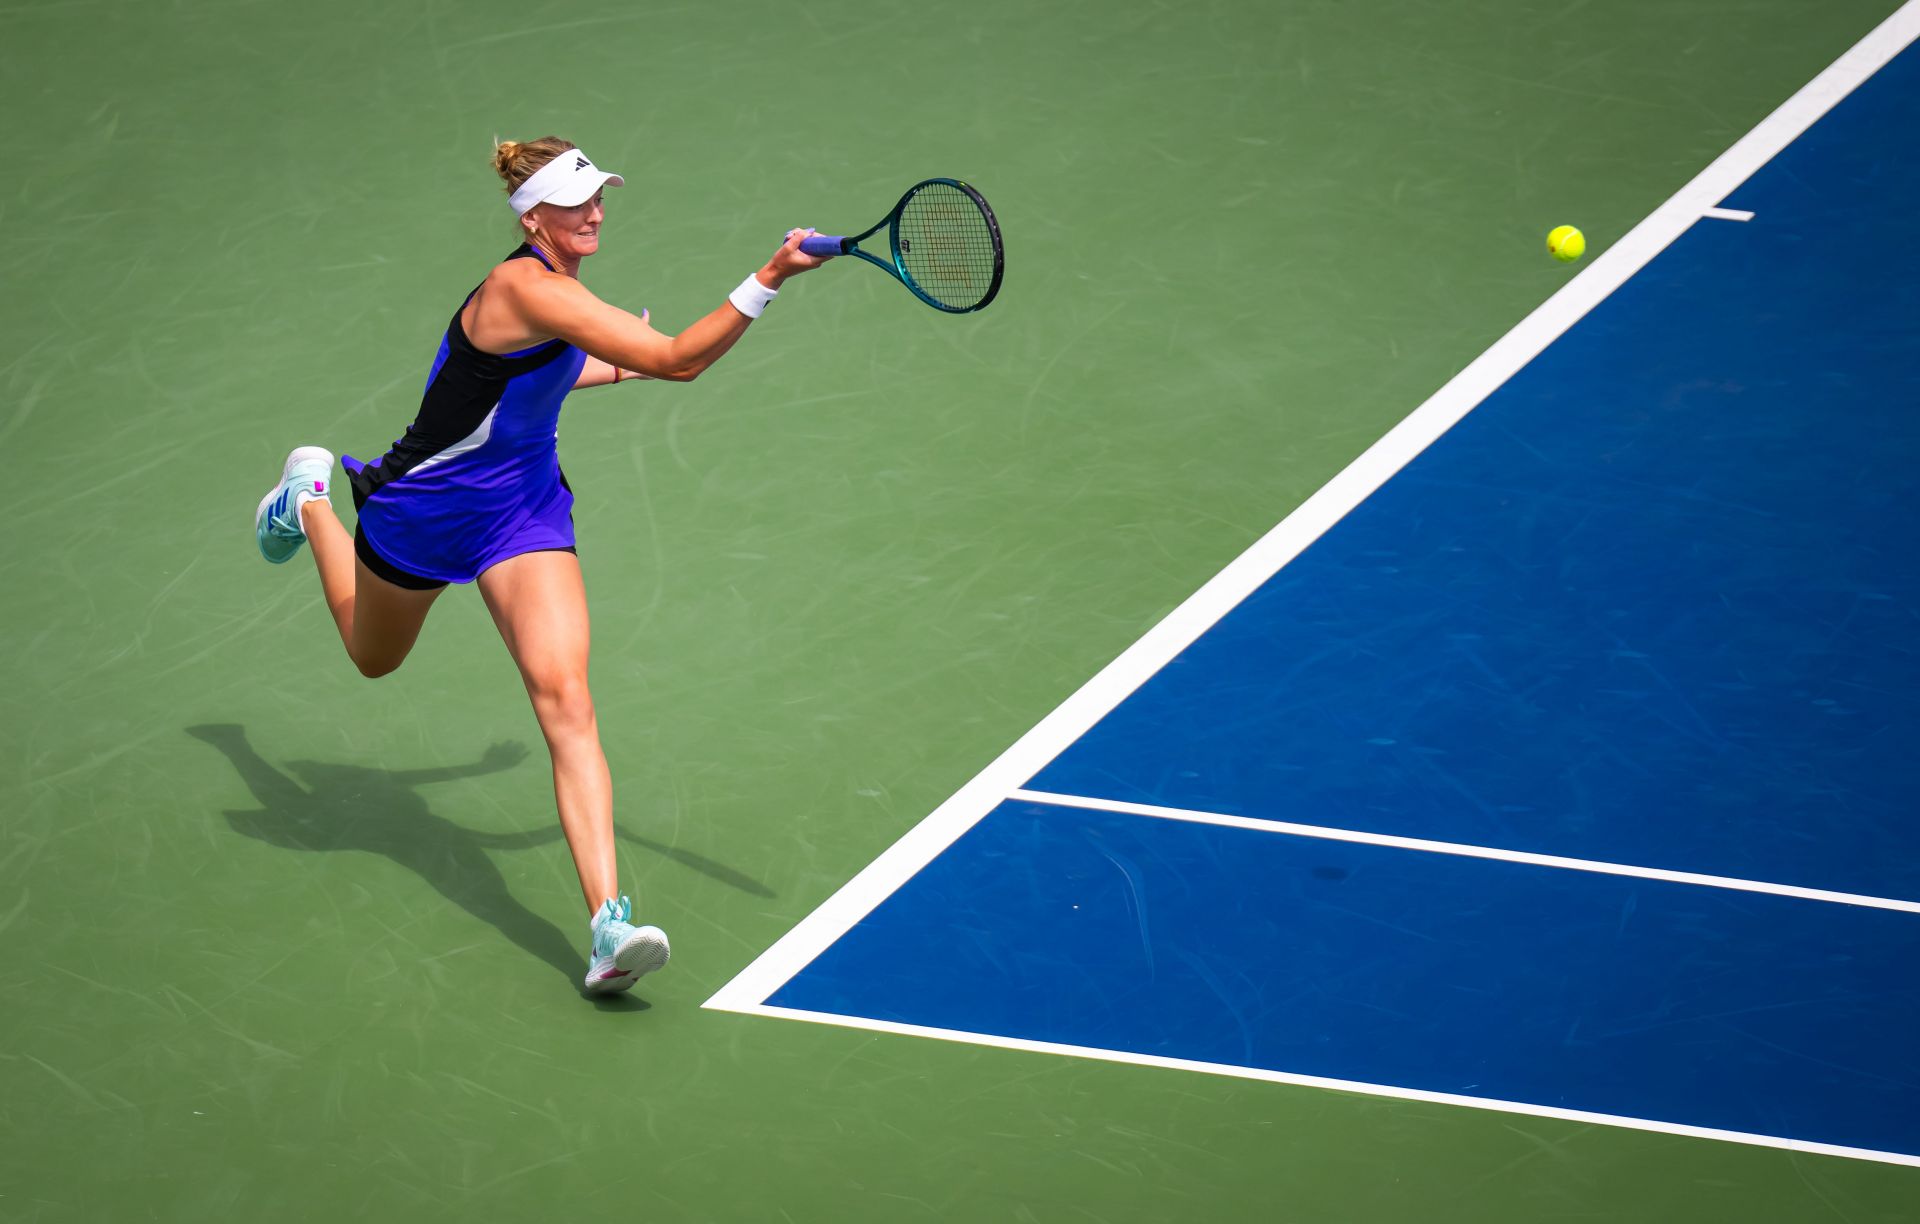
left=528, top=674, right=596, bottom=733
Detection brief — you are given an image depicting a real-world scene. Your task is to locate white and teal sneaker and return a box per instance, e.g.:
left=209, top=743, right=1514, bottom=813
left=584, top=895, right=670, bottom=995
left=255, top=446, right=335, bottom=564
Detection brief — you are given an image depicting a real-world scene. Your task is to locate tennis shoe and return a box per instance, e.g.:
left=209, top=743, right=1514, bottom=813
left=584, top=895, right=670, bottom=995
left=255, top=446, right=335, bottom=564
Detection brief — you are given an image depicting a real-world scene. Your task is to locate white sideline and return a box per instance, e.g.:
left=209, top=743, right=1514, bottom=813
left=706, top=0, right=1920, bottom=1168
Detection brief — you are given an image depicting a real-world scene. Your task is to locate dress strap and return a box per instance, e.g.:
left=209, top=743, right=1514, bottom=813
left=506, top=242, right=557, bottom=271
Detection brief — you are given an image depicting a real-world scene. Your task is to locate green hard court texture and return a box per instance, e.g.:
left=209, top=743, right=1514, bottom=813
left=2, top=0, right=1912, bottom=1219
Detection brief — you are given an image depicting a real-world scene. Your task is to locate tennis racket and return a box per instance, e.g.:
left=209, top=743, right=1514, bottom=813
left=797, top=178, right=1004, bottom=313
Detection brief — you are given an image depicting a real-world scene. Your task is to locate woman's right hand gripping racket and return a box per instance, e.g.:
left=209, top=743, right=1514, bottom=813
left=797, top=178, right=1004, bottom=314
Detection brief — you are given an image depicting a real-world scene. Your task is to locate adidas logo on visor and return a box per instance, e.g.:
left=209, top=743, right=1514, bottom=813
left=575, top=155, right=589, bottom=170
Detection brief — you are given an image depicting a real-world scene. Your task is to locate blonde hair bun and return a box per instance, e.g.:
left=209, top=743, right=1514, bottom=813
left=492, top=140, right=522, bottom=182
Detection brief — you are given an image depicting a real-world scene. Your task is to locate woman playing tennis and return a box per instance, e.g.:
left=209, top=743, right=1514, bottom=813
left=251, top=136, right=826, bottom=995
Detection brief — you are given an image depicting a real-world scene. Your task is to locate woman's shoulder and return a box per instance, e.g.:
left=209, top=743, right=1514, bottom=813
left=470, top=253, right=571, bottom=320
left=480, top=253, right=553, bottom=293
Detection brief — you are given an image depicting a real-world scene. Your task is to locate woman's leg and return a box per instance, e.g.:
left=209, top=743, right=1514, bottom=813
left=475, top=548, right=617, bottom=916
left=300, top=499, right=443, bottom=678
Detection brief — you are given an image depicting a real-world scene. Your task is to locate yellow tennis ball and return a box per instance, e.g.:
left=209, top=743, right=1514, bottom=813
left=1547, top=225, right=1586, bottom=263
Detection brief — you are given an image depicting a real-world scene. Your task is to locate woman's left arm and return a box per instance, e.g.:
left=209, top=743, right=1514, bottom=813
left=575, top=355, right=654, bottom=389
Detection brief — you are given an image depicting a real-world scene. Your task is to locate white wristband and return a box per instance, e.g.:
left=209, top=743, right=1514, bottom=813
left=728, top=275, right=779, bottom=320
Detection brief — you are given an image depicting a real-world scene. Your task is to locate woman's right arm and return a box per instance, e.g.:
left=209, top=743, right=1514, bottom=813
left=512, top=232, right=825, bottom=383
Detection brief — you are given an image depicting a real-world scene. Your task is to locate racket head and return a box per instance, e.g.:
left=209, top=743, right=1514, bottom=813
left=885, top=178, right=1004, bottom=313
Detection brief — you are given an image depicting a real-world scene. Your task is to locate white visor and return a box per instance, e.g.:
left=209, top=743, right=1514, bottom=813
left=508, top=148, right=624, bottom=216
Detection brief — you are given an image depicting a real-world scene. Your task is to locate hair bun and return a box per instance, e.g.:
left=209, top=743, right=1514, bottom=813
left=492, top=140, right=522, bottom=182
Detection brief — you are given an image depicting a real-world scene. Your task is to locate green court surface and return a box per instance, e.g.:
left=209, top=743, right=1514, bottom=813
left=3, top=0, right=1914, bottom=1219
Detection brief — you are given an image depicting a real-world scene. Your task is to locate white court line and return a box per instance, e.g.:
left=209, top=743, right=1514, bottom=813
left=731, top=1005, right=1920, bottom=1171
left=707, top=1, right=1920, bottom=1163
left=1010, top=789, right=1920, bottom=916
left=1705, top=206, right=1758, bottom=221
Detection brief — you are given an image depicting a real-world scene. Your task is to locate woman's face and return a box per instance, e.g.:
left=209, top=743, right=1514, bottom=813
left=527, top=190, right=605, bottom=261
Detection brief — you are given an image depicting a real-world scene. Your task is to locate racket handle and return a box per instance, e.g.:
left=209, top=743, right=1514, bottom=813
left=798, top=234, right=847, bottom=257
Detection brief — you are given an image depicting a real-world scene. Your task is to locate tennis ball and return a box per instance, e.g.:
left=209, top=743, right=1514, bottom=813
left=1547, top=225, right=1586, bottom=263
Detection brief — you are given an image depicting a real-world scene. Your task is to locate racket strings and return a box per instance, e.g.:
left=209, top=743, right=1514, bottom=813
left=897, top=183, right=997, bottom=310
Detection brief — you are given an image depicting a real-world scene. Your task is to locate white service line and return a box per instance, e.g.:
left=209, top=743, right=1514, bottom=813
left=1704, top=206, right=1758, bottom=221
left=708, top=0, right=1920, bottom=1074
left=728, top=1005, right=1920, bottom=1171
left=1009, top=789, right=1920, bottom=916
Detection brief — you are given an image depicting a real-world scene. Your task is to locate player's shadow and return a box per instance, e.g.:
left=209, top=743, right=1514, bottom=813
left=185, top=723, right=774, bottom=1002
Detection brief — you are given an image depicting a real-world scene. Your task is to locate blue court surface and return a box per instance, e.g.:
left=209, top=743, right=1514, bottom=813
left=724, top=39, right=1920, bottom=1164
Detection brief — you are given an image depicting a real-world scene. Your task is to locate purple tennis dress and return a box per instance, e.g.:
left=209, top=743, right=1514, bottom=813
left=343, top=244, right=589, bottom=584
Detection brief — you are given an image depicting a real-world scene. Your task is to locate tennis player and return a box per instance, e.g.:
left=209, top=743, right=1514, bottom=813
left=251, top=136, right=826, bottom=995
